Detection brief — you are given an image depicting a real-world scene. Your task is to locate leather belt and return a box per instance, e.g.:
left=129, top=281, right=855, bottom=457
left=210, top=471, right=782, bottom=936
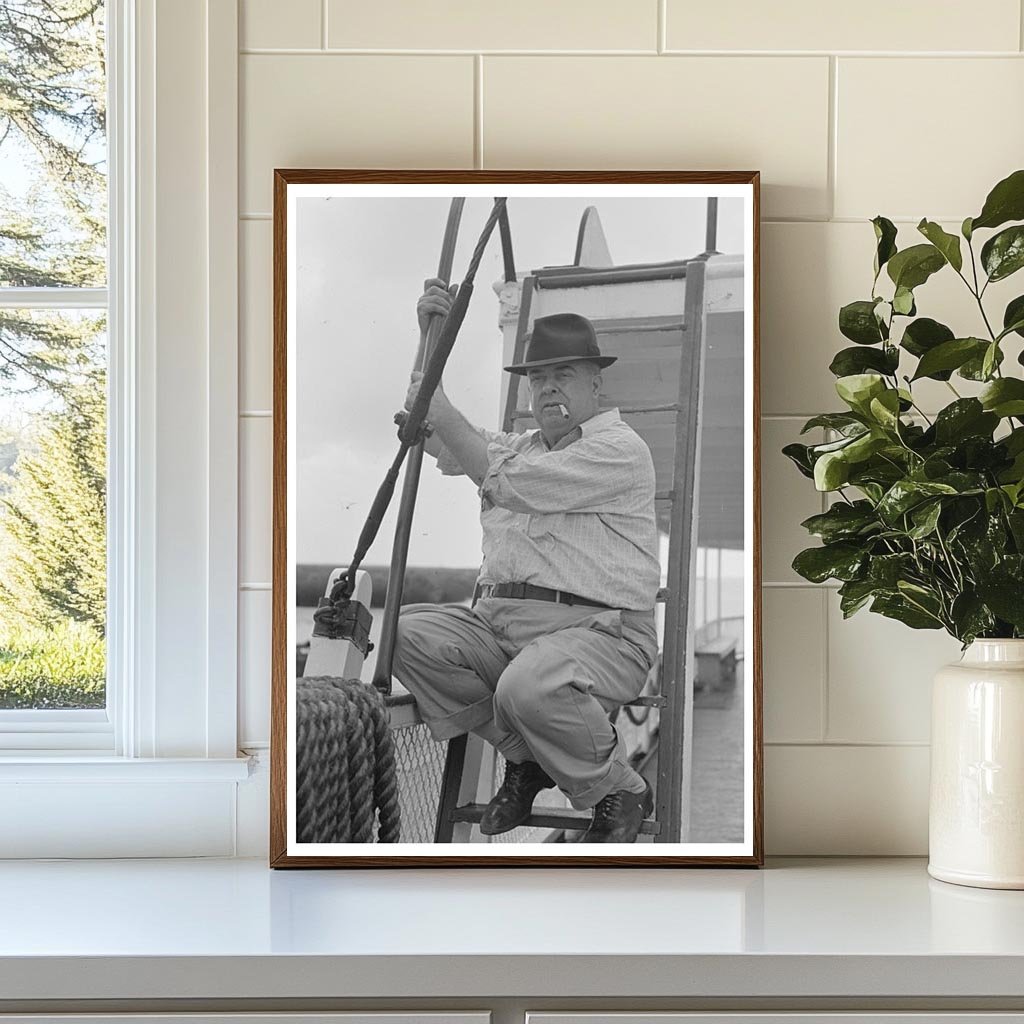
left=477, top=581, right=611, bottom=610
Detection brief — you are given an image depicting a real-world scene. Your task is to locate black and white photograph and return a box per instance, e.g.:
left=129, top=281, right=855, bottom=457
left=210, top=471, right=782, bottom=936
left=272, top=171, right=761, bottom=866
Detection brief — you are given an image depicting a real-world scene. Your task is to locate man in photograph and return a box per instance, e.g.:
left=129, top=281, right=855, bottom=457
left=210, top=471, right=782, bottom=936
left=392, top=279, right=662, bottom=843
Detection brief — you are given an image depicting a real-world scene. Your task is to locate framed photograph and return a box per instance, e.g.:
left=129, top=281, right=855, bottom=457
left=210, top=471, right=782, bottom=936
left=270, top=170, right=762, bottom=866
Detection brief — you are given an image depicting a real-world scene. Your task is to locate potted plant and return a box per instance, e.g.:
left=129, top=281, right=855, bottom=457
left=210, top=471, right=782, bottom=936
left=784, top=169, right=1024, bottom=889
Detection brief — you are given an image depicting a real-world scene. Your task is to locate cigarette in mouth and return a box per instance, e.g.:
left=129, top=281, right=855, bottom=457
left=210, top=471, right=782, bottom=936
left=556, top=403, right=570, bottom=420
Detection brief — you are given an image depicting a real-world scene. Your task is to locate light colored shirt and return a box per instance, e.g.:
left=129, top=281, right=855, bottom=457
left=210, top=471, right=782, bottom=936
left=435, top=408, right=661, bottom=611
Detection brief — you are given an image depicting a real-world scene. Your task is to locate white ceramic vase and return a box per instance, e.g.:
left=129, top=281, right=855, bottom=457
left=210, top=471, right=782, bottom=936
left=929, top=639, right=1024, bottom=889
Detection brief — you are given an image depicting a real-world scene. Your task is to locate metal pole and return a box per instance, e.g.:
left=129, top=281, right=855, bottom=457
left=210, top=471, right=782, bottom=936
left=705, top=197, right=719, bottom=254
left=371, top=199, right=465, bottom=693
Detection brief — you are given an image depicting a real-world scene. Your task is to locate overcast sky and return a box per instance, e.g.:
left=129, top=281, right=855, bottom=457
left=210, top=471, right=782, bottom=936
left=295, top=195, right=745, bottom=569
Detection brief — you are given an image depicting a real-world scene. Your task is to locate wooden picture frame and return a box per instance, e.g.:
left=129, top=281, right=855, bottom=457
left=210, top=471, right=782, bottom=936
left=271, top=170, right=762, bottom=867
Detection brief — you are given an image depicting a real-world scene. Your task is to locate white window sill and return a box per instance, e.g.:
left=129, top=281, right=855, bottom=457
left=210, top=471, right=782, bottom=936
left=0, top=755, right=253, bottom=782
left=0, top=858, right=1023, bottom=1003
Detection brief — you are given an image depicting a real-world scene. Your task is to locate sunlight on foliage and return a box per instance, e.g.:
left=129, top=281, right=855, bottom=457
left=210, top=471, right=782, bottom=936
left=0, top=619, right=105, bottom=708
left=0, top=1, right=107, bottom=708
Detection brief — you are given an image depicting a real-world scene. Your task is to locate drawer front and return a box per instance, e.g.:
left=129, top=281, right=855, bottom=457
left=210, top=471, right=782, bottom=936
left=0, top=1016, right=490, bottom=1024
left=528, top=1016, right=1024, bottom=1024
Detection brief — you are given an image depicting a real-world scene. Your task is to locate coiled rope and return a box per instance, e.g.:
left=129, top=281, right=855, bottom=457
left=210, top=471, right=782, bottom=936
left=296, top=677, right=400, bottom=843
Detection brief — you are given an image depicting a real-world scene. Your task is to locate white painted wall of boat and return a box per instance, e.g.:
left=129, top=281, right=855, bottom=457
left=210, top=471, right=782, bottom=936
left=235, top=0, right=1024, bottom=855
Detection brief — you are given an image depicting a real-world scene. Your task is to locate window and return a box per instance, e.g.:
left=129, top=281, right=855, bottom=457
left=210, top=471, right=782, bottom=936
left=0, top=0, right=245, bottom=856
left=0, top=1, right=110, bottom=743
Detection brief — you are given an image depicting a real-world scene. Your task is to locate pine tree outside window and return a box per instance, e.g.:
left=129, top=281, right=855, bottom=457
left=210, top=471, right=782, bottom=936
left=0, top=2, right=109, bottom=736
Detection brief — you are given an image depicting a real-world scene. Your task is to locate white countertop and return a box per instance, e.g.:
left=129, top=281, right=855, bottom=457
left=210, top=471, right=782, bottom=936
left=1, top=857, right=1023, bottom=1001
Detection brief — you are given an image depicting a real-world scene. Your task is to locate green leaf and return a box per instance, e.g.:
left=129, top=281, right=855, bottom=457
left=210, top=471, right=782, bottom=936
left=871, top=594, right=943, bottom=630
left=814, top=451, right=851, bottom=491
left=917, top=219, right=963, bottom=272
left=981, top=225, right=1024, bottom=283
left=985, top=487, right=1009, bottom=514
left=980, top=378, right=1024, bottom=418
left=933, top=399, right=999, bottom=445
left=1004, top=481, right=1024, bottom=506
left=868, top=389, right=902, bottom=430
left=908, top=500, right=943, bottom=539
left=960, top=344, right=1004, bottom=381
left=800, top=500, right=879, bottom=543
left=933, top=470, right=987, bottom=494
left=982, top=341, right=1000, bottom=381
left=949, top=501, right=1004, bottom=573
left=829, top=345, right=899, bottom=378
left=950, top=593, right=995, bottom=644
left=836, top=373, right=886, bottom=413
left=847, top=432, right=888, bottom=459
left=887, top=243, right=946, bottom=291
left=911, top=337, right=988, bottom=381
left=971, top=168, right=1024, bottom=232
left=868, top=552, right=915, bottom=587
left=976, top=578, right=1024, bottom=629
left=838, top=579, right=880, bottom=618
left=872, top=216, right=898, bottom=277
left=849, top=459, right=907, bottom=489
left=900, top=319, right=955, bottom=380
left=1006, top=427, right=1024, bottom=456
left=1003, top=295, right=1024, bottom=340
left=839, top=300, right=887, bottom=345
left=809, top=433, right=865, bottom=456
left=782, top=442, right=815, bottom=479
left=962, top=216, right=974, bottom=241
left=800, top=413, right=866, bottom=435
left=1009, top=508, right=1024, bottom=547
left=877, top=479, right=958, bottom=524
left=792, top=543, right=866, bottom=584
left=892, top=286, right=916, bottom=316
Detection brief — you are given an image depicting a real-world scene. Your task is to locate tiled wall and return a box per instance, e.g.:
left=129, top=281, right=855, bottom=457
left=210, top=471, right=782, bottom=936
left=236, top=0, right=1024, bottom=854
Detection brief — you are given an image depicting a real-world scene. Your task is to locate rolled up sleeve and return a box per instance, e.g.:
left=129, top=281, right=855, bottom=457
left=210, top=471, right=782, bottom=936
left=480, top=435, right=644, bottom=514
left=433, top=426, right=503, bottom=477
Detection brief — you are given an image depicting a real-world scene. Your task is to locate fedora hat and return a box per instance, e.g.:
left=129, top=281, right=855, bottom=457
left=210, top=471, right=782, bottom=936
left=504, top=313, right=616, bottom=376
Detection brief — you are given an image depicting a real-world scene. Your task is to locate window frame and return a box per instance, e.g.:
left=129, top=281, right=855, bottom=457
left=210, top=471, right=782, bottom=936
left=0, top=4, right=116, bottom=748
left=0, top=0, right=246, bottom=854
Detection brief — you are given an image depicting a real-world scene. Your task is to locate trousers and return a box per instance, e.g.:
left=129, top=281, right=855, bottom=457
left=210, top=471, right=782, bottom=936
left=391, top=597, right=658, bottom=809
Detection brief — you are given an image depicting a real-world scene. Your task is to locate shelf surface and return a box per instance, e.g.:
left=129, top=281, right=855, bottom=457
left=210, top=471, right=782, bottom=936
left=1, top=856, right=1024, bottom=1001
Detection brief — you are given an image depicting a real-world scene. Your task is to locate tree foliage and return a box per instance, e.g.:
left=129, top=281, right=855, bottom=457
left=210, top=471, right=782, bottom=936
left=786, top=170, right=1024, bottom=645
left=0, top=0, right=106, bottom=397
left=0, top=372, right=105, bottom=632
left=0, top=1, right=107, bottom=672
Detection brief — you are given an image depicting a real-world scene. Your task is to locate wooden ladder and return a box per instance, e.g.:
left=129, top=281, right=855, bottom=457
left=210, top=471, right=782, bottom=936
left=434, top=248, right=710, bottom=844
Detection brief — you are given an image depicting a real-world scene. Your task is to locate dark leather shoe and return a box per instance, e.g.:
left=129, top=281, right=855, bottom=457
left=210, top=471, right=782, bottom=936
left=479, top=760, right=555, bottom=835
left=582, top=781, right=654, bottom=843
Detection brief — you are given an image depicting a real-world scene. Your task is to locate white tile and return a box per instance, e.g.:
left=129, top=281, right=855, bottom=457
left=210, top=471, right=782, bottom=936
left=836, top=58, right=1024, bottom=221
left=240, top=220, right=272, bottom=411
left=762, top=222, right=848, bottom=417
left=239, top=589, right=272, bottom=746
left=762, top=588, right=825, bottom=743
left=666, top=0, right=1020, bottom=52
left=483, top=56, right=830, bottom=220
left=241, top=55, right=474, bottom=214
left=241, top=0, right=321, bottom=49
left=760, top=417, right=824, bottom=584
left=765, top=744, right=929, bottom=854
left=240, top=417, right=273, bottom=585
left=762, top=221, right=1024, bottom=416
left=826, top=597, right=962, bottom=744
left=328, top=0, right=657, bottom=50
